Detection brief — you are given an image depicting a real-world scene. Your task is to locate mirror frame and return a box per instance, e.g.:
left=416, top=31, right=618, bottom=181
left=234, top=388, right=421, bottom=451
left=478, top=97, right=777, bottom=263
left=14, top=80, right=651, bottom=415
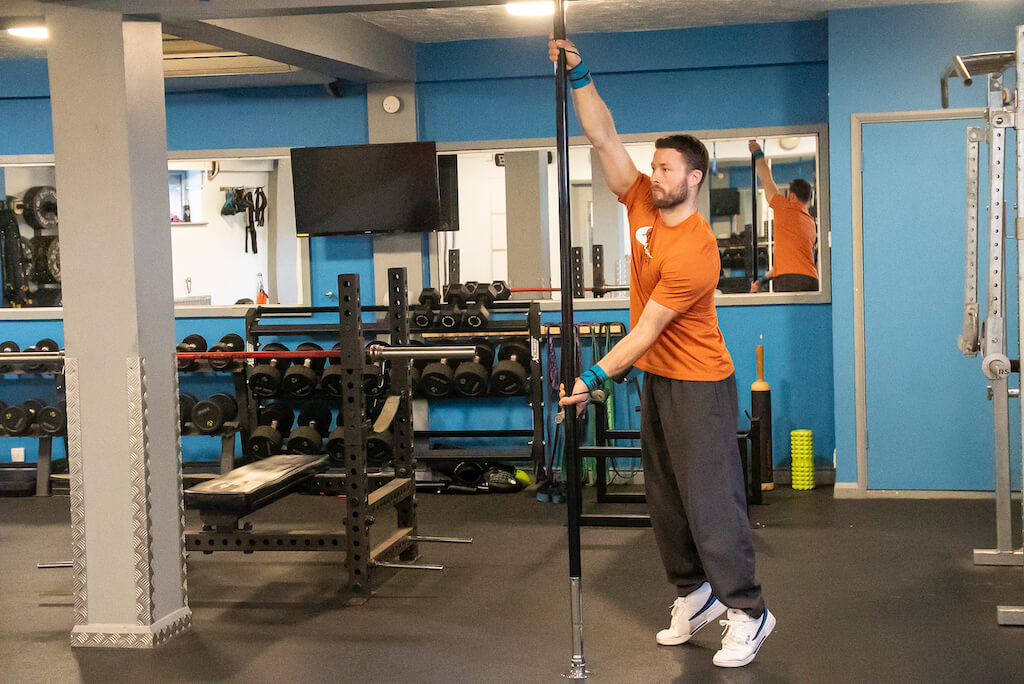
left=0, top=147, right=312, bottom=319
left=436, top=122, right=831, bottom=308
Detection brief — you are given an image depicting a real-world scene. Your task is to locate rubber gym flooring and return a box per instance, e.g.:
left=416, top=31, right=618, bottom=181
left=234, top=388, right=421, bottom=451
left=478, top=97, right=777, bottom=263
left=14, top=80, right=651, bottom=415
left=1, top=485, right=1023, bottom=683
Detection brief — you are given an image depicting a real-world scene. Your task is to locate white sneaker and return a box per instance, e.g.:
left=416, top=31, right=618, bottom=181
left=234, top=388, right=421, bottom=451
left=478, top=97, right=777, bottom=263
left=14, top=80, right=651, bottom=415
left=712, top=608, right=776, bottom=667
left=655, top=582, right=727, bottom=645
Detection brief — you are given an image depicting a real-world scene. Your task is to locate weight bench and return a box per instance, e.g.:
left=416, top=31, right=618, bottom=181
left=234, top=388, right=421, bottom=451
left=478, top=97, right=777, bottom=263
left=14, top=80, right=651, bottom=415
left=184, top=454, right=328, bottom=529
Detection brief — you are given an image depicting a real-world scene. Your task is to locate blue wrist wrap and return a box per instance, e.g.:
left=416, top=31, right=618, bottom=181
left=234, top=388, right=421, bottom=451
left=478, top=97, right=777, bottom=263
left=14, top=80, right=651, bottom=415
left=567, top=61, right=592, bottom=90
left=752, top=149, right=765, bottom=161
left=579, top=364, right=608, bottom=392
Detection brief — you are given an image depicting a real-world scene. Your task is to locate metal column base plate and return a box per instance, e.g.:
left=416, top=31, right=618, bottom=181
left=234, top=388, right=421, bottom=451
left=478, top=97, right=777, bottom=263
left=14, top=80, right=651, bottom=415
left=996, top=606, right=1024, bottom=625
left=973, top=548, right=1024, bottom=566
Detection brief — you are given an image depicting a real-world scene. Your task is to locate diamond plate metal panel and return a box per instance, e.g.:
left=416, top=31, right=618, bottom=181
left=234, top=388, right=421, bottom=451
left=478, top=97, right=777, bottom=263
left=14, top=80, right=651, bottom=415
left=70, top=612, right=192, bottom=650
left=171, top=359, right=189, bottom=601
left=65, top=358, right=88, bottom=627
left=127, top=357, right=154, bottom=625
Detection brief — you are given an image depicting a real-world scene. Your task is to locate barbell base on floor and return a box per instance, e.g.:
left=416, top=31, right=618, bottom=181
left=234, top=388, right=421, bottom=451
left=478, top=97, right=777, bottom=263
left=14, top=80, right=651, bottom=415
left=372, top=560, right=444, bottom=571
left=410, top=535, right=473, bottom=543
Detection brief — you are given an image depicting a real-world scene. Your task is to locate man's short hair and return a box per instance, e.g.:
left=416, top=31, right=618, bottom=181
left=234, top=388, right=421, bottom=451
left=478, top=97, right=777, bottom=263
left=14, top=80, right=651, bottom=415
left=789, top=179, right=812, bottom=204
left=654, top=134, right=709, bottom=190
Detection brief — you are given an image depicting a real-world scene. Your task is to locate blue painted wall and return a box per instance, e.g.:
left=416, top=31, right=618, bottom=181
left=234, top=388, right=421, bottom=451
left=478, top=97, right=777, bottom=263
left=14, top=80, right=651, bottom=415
left=827, top=1, right=1024, bottom=486
left=417, top=22, right=828, bottom=142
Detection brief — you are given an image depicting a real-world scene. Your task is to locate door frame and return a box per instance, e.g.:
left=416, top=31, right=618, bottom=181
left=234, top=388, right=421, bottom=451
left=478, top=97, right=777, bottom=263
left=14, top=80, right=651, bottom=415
left=847, top=108, right=986, bottom=497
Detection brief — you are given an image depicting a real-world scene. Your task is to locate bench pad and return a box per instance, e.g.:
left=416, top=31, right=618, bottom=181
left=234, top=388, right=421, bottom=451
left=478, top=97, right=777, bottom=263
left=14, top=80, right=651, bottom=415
left=184, top=454, right=328, bottom=514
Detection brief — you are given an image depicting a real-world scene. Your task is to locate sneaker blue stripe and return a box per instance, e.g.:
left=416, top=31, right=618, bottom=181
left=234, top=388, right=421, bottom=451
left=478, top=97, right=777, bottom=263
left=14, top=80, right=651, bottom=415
left=691, top=595, right=717, bottom=619
left=753, top=612, right=767, bottom=640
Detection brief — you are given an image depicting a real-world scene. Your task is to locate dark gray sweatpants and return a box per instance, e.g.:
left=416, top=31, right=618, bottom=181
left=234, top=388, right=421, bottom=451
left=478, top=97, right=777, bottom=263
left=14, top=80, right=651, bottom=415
left=641, top=371, right=765, bottom=617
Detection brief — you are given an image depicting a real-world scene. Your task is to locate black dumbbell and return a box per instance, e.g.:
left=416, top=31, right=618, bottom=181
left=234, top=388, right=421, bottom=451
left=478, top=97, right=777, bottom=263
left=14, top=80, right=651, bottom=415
left=287, top=402, right=332, bottom=454
left=207, top=333, right=244, bottom=371
left=453, top=341, right=495, bottom=397
left=491, top=280, right=511, bottom=300
left=363, top=341, right=390, bottom=399
left=249, top=342, right=291, bottom=397
left=282, top=342, right=326, bottom=397
left=413, top=288, right=441, bottom=329
left=178, top=393, right=198, bottom=430
left=36, top=401, right=67, bottom=436
left=320, top=342, right=346, bottom=396
left=421, top=342, right=457, bottom=398
left=1, top=399, right=45, bottom=435
left=440, top=284, right=472, bottom=329
left=326, top=410, right=346, bottom=464
left=491, top=339, right=531, bottom=395
left=465, top=283, right=499, bottom=330
left=247, top=400, right=294, bottom=459
left=176, top=334, right=207, bottom=372
left=367, top=429, right=394, bottom=467
left=23, top=338, right=59, bottom=373
left=191, top=393, right=238, bottom=434
left=0, top=340, right=19, bottom=373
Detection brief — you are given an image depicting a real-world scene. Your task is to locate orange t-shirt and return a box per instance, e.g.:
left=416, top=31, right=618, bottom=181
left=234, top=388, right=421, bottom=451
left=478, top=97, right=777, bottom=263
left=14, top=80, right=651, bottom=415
left=619, top=173, right=734, bottom=381
left=768, top=194, right=818, bottom=279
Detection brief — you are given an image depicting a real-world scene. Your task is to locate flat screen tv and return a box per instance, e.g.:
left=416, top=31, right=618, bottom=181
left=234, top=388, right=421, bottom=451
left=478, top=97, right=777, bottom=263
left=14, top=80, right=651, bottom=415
left=291, top=142, right=455, bottom=236
left=710, top=187, right=741, bottom=217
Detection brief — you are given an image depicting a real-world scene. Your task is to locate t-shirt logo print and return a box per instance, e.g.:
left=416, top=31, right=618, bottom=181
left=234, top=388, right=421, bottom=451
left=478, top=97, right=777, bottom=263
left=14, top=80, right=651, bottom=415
left=636, top=225, right=654, bottom=258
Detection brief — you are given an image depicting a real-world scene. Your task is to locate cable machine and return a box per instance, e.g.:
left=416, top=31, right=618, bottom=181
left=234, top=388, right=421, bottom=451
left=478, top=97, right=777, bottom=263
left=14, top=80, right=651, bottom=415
left=941, top=23, right=1024, bottom=626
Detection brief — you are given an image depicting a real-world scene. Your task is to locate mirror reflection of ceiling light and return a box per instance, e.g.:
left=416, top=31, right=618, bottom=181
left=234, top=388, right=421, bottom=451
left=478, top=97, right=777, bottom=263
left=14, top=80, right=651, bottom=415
left=7, top=27, right=48, bottom=39
left=778, top=136, right=800, bottom=150
left=506, top=2, right=555, bottom=17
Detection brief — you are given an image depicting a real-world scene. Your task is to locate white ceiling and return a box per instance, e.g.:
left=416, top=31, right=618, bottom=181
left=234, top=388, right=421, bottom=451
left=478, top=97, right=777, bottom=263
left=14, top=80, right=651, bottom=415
left=349, top=0, right=969, bottom=43
left=0, top=0, right=974, bottom=59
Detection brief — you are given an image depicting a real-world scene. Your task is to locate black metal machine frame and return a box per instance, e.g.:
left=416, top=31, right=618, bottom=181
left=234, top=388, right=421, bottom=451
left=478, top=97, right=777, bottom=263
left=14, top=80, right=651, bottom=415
left=186, top=270, right=419, bottom=596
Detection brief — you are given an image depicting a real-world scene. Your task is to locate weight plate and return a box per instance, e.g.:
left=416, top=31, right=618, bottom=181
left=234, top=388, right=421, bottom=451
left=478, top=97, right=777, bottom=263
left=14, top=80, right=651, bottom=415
left=46, top=237, right=60, bottom=282
left=19, top=238, right=35, bottom=282
left=22, top=186, right=58, bottom=231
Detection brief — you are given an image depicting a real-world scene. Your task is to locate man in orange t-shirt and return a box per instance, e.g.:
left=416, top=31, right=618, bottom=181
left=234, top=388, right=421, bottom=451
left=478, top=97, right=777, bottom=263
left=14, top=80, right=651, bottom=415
left=551, top=38, right=773, bottom=668
left=748, top=140, right=819, bottom=293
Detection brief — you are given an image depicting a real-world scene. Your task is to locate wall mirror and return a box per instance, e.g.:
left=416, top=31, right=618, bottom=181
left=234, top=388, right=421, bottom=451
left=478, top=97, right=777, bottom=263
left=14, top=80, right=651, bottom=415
left=434, top=125, right=829, bottom=304
left=0, top=149, right=310, bottom=311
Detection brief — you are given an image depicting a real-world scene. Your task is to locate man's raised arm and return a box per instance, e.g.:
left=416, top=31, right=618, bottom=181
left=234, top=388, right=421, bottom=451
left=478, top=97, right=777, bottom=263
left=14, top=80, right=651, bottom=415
left=748, top=139, right=779, bottom=202
left=549, top=38, right=638, bottom=197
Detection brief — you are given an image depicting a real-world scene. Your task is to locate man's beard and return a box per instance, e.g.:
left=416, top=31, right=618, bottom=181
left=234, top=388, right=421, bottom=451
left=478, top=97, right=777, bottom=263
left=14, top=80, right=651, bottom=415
left=651, top=181, right=689, bottom=209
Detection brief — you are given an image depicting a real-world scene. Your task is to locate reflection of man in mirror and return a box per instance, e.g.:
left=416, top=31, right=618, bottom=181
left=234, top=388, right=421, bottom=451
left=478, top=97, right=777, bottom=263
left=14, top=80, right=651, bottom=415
left=748, top=140, right=819, bottom=293
left=551, top=37, right=774, bottom=668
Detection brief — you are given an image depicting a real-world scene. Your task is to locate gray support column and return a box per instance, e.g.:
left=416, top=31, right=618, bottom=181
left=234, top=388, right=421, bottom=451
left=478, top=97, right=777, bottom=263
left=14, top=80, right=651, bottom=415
left=46, top=7, right=190, bottom=648
left=505, top=151, right=551, bottom=298
left=367, top=82, right=425, bottom=303
left=589, top=150, right=625, bottom=284
left=267, top=157, right=304, bottom=305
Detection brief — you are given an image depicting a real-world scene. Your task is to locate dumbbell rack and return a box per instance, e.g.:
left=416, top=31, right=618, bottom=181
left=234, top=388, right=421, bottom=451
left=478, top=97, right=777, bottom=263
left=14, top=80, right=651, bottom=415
left=0, top=361, right=66, bottom=496
left=234, top=270, right=420, bottom=591
left=178, top=358, right=251, bottom=476
left=415, top=300, right=545, bottom=473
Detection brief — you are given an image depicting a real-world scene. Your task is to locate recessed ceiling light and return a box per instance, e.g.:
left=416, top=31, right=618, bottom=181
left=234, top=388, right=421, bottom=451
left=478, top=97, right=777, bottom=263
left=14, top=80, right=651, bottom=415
left=506, top=2, right=554, bottom=17
left=7, top=27, right=48, bottom=40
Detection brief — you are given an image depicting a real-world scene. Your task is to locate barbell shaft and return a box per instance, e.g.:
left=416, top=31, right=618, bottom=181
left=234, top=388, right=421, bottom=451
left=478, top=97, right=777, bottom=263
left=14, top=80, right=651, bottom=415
left=1, top=346, right=478, bottom=363
left=410, top=535, right=474, bottom=543
left=0, top=353, right=64, bottom=362
left=177, top=345, right=477, bottom=362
